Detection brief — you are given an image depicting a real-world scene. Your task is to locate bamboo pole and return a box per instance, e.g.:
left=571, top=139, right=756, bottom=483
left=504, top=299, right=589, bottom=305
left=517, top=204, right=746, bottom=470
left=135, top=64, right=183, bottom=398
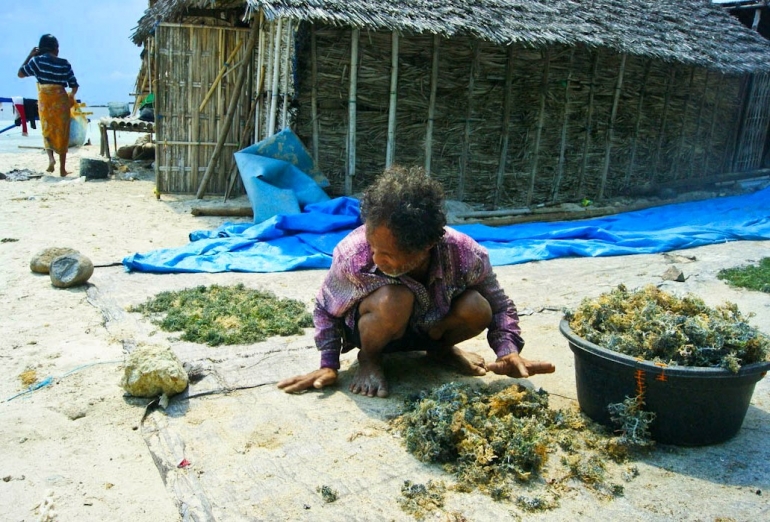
left=673, top=66, right=696, bottom=179
left=424, top=35, right=440, bottom=176
left=268, top=18, right=283, bottom=136
left=311, top=25, right=320, bottom=165
left=652, top=68, right=676, bottom=183
left=458, top=41, right=479, bottom=201
left=691, top=69, right=710, bottom=175
left=281, top=20, right=292, bottom=129
left=527, top=48, right=551, bottom=206
left=385, top=31, right=399, bottom=168
left=195, top=19, right=260, bottom=199
left=346, top=28, right=360, bottom=195
left=224, top=97, right=259, bottom=201
left=495, top=45, right=515, bottom=208
left=703, top=73, right=724, bottom=174
left=254, top=13, right=266, bottom=142
left=199, top=40, right=243, bottom=112
left=725, top=75, right=750, bottom=173
left=625, top=59, right=652, bottom=187
left=598, top=53, right=626, bottom=200
left=578, top=51, right=600, bottom=197
left=552, top=48, right=575, bottom=202
left=189, top=27, right=200, bottom=188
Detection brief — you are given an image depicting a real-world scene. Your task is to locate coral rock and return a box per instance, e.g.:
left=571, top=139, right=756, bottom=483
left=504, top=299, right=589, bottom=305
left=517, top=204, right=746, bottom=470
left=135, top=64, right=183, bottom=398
left=121, top=345, right=189, bottom=398
left=49, top=253, right=94, bottom=288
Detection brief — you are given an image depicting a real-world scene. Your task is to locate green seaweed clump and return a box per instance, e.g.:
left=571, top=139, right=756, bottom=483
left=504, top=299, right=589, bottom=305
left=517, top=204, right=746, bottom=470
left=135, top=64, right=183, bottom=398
left=397, top=480, right=446, bottom=520
left=316, top=485, right=339, bottom=503
left=607, top=396, right=656, bottom=447
left=717, top=257, right=770, bottom=293
left=566, top=284, right=770, bottom=372
left=392, top=382, right=630, bottom=508
left=128, top=283, right=313, bottom=346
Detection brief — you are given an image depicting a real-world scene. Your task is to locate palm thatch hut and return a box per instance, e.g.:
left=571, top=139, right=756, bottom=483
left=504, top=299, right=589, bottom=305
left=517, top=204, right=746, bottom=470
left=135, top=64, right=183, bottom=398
left=132, top=0, right=770, bottom=211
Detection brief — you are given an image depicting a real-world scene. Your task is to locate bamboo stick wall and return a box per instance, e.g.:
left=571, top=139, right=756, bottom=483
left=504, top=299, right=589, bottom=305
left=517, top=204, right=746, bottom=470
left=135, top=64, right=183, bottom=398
left=154, top=23, right=255, bottom=195
left=291, top=23, right=762, bottom=208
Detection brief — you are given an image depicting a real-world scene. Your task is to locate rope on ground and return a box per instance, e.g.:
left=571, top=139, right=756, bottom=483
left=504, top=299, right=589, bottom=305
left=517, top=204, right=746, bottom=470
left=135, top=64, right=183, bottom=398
left=2, top=359, right=122, bottom=403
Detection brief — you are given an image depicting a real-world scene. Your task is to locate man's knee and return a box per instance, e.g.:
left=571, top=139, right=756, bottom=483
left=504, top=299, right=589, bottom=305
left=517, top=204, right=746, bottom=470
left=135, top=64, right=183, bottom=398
left=453, top=290, right=492, bottom=330
left=360, top=285, right=414, bottom=337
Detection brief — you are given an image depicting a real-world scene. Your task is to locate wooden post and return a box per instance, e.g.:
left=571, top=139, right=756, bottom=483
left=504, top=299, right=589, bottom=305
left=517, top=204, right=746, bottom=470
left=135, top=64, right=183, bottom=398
left=345, top=28, right=360, bottom=195
left=577, top=51, right=599, bottom=197
left=459, top=41, right=479, bottom=201
left=552, top=48, right=575, bottom=202
left=385, top=31, right=399, bottom=168
left=624, top=59, right=652, bottom=187
left=652, top=68, right=676, bottom=183
left=311, top=25, right=320, bottom=165
left=281, top=20, right=292, bottom=130
left=527, top=48, right=551, bottom=206
left=691, top=69, right=710, bottom=176
left=254, top=13, right=265, bottom=142
left=195, top=19, right=260, bottom=199
left=268, top=18, right=283, bottom=136
left=424, top=35, right=440, bottom=176
left=495, top=45, right=515, bottom=208
left=703, top=73, right=724, bottom=175
left=598, top=53, right=626, bottom=200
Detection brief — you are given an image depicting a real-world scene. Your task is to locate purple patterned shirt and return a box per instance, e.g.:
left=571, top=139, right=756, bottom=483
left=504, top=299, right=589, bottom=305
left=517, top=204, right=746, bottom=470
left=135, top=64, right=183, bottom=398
left=314, top=225, right=524, bottom=369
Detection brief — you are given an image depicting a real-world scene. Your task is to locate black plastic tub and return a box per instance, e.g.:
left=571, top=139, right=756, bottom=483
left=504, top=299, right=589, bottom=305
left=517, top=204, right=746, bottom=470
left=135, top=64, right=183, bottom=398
left=560, top=319, right=770, bottom=446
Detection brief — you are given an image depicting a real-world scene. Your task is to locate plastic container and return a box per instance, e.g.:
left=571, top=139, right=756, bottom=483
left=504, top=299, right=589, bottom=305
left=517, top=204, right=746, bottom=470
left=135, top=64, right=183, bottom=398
left=560, top=319, right=770, bottom=446
left=69, top=105, right=88, bottom=148
left=107, top=101, right=130, bottom=118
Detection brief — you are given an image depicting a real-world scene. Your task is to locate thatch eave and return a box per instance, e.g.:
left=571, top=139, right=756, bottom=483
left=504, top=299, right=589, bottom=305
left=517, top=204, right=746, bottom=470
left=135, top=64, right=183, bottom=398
left=132, top=0, right=770, bottom=75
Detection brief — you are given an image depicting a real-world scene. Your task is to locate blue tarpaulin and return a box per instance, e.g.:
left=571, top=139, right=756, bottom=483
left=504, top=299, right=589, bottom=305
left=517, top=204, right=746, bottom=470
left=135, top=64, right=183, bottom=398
left=123, top=186, right=770, bottom=274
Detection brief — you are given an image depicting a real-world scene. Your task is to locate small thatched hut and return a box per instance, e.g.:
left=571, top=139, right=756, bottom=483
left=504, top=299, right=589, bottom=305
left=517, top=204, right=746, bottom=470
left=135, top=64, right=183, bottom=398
left=132, top=1, right=770, bottom=210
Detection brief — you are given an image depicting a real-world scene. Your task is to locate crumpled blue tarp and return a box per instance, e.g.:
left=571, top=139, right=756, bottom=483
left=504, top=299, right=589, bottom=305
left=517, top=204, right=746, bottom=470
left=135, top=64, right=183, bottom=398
left=234, top=128, right=330, bottom=223
left=123, top=186, right=770, bottom=273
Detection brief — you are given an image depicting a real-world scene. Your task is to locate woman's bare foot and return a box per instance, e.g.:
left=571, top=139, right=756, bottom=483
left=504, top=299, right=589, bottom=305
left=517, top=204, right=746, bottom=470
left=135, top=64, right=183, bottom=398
left=59, top=169, right=70, bottom=177
left=429, top=345, right=487, bottom=376
left=350, top=352, right=389, bottom=397
left=46, top=162, right=55, bottom=173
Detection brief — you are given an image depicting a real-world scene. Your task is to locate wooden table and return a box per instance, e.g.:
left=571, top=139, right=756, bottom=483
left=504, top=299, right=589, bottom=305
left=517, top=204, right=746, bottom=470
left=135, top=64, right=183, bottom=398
left=98, top=117, right=155, bottom=159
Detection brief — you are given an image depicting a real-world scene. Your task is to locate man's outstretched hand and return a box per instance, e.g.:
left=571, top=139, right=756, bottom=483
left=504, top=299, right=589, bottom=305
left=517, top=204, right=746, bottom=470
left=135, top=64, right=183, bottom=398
left=486, top=353, right=555, bottom=378
left=277, top=368, right=338, bottom=393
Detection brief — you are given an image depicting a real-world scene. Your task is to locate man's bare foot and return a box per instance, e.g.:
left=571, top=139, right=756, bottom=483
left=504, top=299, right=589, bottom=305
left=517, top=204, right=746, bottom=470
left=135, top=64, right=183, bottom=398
left=429, top=345, right=487, bottom=376
left=349, top=352, right=389, bottom=397
left=46, top=163, right=55, bottom=173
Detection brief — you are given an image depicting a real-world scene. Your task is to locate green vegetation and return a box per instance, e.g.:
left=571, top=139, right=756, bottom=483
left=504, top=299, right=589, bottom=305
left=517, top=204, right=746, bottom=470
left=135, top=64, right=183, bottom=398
left=398, top=480, right=446, bottom=520
left=392, top=382, right=634, bottom=510
left=566, top=284, right=770, bottom=372
left=316, top=485, right=339, bottom=503
left=717, top=257, right=770, bottom=293
left=128, top=283, right=312, bottom=346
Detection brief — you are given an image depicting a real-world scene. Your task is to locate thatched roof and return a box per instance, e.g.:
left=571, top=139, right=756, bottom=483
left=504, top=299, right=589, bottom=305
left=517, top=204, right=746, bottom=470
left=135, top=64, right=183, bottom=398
left=132, top=0, right=770, bottom=74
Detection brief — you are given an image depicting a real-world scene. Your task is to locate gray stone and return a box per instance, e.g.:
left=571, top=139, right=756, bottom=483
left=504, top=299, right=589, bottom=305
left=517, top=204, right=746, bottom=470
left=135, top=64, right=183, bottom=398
left=121, top=345, right=189, bottom=398
left=29, top=247, right=79, bottom=274
left=49, top=253, right=94, bottom=288
left=662, top=265, right=686, bottom=282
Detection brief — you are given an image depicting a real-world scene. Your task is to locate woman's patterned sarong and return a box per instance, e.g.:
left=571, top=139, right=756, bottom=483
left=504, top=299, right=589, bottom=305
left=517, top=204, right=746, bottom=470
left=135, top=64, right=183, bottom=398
left=37, top=84, right=71, bottom=155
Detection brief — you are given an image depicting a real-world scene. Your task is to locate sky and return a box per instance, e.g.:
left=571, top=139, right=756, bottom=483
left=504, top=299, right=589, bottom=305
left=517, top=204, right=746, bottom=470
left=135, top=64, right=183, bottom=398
left=1, top=0, right=148, bottom=106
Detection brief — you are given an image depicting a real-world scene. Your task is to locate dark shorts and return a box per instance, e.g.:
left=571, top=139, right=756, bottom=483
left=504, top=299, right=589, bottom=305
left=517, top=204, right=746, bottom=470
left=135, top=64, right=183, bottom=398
left=342, top=309, right=442, bottom=354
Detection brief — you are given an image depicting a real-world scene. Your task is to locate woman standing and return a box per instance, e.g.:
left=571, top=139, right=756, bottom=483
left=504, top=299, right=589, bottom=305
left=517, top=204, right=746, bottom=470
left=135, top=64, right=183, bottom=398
left=18, top=34, right=79, bottom=176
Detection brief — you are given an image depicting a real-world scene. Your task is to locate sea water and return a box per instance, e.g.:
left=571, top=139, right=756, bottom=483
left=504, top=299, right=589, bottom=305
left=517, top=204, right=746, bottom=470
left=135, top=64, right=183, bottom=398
left=0, top=104, right=142, bottom=154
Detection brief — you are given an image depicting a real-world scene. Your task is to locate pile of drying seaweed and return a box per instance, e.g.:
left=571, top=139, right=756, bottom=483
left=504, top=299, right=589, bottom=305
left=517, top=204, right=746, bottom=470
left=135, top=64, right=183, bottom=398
left=566, top=284, right=770, bottom=372
left=128, top=283, right=312, bottom=346
left=392, top=382, right=632, bottom=510
left=717, top=257, right=770, bottom=293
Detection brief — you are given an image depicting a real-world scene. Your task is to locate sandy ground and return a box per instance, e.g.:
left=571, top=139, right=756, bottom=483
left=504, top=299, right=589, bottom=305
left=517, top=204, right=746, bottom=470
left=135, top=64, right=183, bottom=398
left=1, top=141, right=769, bottom=521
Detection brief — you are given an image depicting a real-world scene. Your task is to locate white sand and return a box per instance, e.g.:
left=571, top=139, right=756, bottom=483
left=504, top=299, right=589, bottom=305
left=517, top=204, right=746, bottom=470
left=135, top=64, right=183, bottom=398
left=0, top=137, right=768, bottom=520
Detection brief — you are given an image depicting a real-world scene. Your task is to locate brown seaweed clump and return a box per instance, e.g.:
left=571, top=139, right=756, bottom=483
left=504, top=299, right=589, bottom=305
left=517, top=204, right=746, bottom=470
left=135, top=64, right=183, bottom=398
left=392, top=382, right=632, bottom=509
left=566, top=284, right=770, bottom=372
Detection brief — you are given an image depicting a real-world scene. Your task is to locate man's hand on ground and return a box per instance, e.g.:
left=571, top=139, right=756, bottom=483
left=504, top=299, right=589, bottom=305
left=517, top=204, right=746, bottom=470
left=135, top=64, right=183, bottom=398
left=277, top=368, right=338, bottom=393
left=486, top=353, right=555, bottom=378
